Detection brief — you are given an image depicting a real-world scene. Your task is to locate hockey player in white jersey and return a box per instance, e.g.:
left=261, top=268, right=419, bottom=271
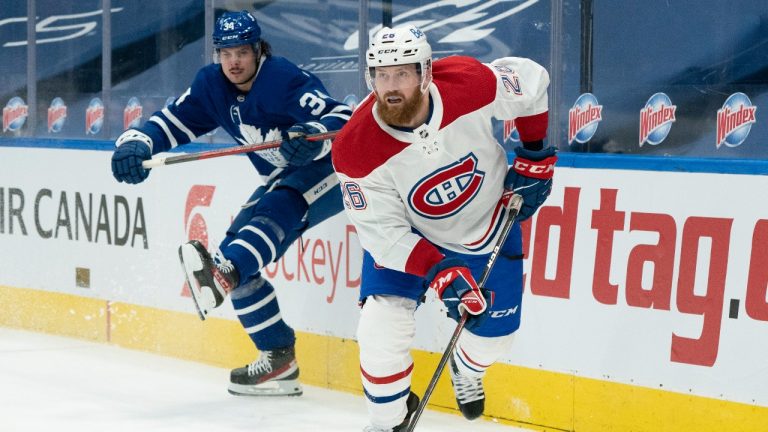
left=111, top=10, right=351, bottom=397
left=332, top=25, right=557, bottom=431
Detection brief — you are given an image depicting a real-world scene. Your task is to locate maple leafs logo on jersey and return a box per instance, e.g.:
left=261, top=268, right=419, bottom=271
left=408, top=153, right=485, bottom=219
left=236, top=124, right=288, bottom=168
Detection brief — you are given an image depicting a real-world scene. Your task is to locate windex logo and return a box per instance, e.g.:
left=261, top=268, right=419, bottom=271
left=716, top=92, right=757, bottom=149
left=47, top=97, right=67, bottom=133
left=2, top=97, right=28, bottom=132
left=568, top=93, right=602, bottom=144
left=123, top=97, right=143, bottom=130
left=85, top=98, right=104, bottom=135
left=639, top=93, right=676, bottom=146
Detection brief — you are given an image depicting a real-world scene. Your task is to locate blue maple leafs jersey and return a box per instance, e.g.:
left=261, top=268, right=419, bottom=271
left=136, top=55, right=351, bottom=178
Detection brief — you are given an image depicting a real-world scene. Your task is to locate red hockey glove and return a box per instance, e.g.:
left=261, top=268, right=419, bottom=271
left=426, top=258, right=493, bottom=330
left=505, top=146, right=557, bottom=220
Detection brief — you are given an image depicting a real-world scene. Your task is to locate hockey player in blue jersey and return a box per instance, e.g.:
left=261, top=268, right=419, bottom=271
left=110, top=10, right=351, bottom=397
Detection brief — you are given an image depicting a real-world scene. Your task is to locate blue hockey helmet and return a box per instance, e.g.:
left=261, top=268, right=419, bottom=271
left=213, top=10, right=261, bottom=49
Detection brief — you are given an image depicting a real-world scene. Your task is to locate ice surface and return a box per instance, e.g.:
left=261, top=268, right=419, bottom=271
left=0, top=328, right=527, bottom=432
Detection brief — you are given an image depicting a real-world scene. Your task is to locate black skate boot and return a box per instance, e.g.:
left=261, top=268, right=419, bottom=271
left=449, top=355, right=485, bottom=420
left=228, top=346, right=303, bottom=397
left=393, top=391, right=420, bottom=431
left=179, top=240, right=239, bottom=320
left=362, top=391, right=419, bottom=432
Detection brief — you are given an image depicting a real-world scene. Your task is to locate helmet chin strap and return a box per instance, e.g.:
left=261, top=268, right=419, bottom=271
left=420, top=77, right=432, bottom=94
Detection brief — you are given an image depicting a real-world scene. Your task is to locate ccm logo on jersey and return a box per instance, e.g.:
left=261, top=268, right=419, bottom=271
left=408, top=154, right=485, bottom=219
left=490, top=305, right=519, bottom=318
left=512, top=156, right=556, bottom=179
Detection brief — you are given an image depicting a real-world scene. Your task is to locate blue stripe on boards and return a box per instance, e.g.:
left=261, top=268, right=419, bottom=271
left=2, top=137, right=765, bottom=175
left=0, top=137, right=236, bottom=155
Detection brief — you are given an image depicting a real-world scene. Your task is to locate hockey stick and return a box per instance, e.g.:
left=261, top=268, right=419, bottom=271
left=141, top=130, right=339, bottom=169
left=406, top=193, right=524, bottom=432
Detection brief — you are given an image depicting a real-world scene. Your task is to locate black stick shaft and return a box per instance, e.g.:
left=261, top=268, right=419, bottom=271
left=406, top=194, right=523, bottom=431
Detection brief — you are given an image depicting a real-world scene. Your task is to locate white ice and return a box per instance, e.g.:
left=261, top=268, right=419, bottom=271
left=0, top=328, right=527, bottom=432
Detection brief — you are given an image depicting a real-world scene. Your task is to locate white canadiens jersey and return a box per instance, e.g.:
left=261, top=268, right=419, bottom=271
left=332, top=56, right=549, bottom=276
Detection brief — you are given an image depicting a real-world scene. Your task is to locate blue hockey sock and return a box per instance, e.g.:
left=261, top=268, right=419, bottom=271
left=231, top=276, right=296, bottom=350
left=221, top=187, right=307, bottom=282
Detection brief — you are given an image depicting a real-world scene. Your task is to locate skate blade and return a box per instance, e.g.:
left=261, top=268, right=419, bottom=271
left=227, top=379, right=303, bottom=397
left=178, top=244, right=212, bottom=321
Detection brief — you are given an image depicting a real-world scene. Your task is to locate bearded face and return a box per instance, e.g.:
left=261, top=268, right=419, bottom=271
left=371, top=64, right=428, bottom=127
left=376, top=87, right=425, bottom=126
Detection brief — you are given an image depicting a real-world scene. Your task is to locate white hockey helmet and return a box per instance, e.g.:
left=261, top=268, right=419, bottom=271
left=366, top=25, right=432, bottom=93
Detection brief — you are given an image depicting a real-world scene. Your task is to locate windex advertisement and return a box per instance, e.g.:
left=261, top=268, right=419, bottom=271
left=1, top=0, right=765, bottom=159
left=0, top=2, right=766, bottom=429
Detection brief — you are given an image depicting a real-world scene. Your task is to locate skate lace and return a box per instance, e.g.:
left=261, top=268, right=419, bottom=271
left=247, top=352, right=273, bottom=376
left=213, top=249, right=235, bottom=274
left=451, top=368, right=484, bottom=403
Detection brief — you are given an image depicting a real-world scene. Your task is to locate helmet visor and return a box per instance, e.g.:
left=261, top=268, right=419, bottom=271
left=367, top=64, right=425, bottom=94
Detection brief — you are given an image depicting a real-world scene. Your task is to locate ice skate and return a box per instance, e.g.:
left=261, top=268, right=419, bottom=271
left=179, top=240, right=239, bottom=320
left=228, top=346, right=303, bottom=396
left=362, top=391, right=419, bottom=432
left=449, top=355, right=485, bottom=420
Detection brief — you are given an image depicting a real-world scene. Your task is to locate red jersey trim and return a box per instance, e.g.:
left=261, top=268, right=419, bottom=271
left=332, top=57, right=498, bottom=179
left=515, top=111, right=549, bottom=142
left=434, top=56, right=497, bottom=129
left=404, top=238, right=444, bottom=277
left=332, top=93, right=410, bottom=179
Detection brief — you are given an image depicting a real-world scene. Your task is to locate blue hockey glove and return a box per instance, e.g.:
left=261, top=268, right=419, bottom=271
left=504, top=146, right=558, bottom=221
left=111, top=140, right=151, bottom=184
left=279, top=122, right=330, bottom=166
left=425, top=258, right=494, bottom=331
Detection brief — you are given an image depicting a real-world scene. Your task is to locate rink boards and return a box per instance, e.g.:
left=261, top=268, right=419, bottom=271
left=0, top=144, right=767, bottom=431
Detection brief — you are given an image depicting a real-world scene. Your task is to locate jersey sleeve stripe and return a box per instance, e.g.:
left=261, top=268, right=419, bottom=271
left=149, top=115, right=178, bottom=148
left=329, top=105, right=353, bottom=114
left=161, top=107, right=198, bottom=142
left=322, top=112, right=351, bottom=121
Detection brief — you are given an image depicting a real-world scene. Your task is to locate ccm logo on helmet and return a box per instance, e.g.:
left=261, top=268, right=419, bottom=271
left=377, top=48, right=398, bottom=54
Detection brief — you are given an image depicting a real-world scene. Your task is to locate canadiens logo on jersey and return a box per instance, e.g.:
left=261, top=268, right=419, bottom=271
left=408, top=154, right=485, bottom=219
